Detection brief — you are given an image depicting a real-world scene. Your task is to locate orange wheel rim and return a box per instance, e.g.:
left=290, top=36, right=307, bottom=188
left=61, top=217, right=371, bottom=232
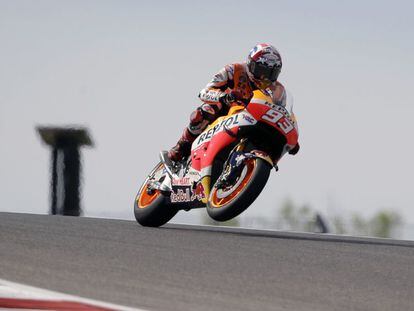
left=210, top=159, right=256, bottom=208
left=136, top=163, right=164, bottom=209
left=137, top=186, right=160, bottom=208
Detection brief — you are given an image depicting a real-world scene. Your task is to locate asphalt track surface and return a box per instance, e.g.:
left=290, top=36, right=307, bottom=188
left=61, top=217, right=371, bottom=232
left=1, top=212, right=414, bottom=311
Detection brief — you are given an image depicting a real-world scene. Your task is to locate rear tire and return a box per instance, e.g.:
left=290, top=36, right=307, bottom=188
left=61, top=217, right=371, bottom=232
left=207, top=158, right=271, bottom=222
left=134, top=163, right=178, bottom=227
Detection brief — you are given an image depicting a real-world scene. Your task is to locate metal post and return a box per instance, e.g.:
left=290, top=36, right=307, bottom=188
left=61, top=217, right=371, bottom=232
left=51, top=147, right=58, bottom=215
left=37, top=127, right=94, bottom=216
left=62, top=141, right=81, bottom=216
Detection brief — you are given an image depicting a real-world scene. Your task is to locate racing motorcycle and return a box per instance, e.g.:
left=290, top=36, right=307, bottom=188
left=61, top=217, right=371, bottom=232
left=134, top=90, right=299, bottom=227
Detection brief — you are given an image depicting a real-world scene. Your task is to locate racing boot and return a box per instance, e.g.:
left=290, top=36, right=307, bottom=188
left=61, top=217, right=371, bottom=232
left=168, top=128, right=197, bottom=162
left=168, top=104, right=216, bottom=163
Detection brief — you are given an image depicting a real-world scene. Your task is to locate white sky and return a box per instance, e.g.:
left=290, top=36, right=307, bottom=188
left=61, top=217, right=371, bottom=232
left=1, top=0, right=414, bottom=231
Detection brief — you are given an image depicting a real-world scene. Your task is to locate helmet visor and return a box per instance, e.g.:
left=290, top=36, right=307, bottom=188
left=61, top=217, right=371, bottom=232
left=249, top=61, right=280, bottom=82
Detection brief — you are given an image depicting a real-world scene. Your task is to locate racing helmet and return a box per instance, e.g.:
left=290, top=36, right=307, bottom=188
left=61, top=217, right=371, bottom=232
left=247, top=43, right=282, bottom=89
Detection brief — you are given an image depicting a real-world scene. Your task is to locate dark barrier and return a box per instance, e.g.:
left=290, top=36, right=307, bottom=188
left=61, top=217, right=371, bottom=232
left=315, top=213, right=329, bottom=233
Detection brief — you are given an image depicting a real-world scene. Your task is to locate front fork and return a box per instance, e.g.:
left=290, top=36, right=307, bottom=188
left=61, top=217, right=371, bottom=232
left=215, top=139, right=275, bottom=189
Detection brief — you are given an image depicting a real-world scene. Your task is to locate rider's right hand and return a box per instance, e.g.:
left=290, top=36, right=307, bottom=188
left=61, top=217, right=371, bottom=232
left=289, top=143, right=300, bottom=155
left=219, top=92, right=234, bottom=106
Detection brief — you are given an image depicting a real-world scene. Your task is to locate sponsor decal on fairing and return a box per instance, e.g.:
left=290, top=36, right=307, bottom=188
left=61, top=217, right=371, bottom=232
left=242, top=114, right=255, bottom=124
left=170, top=186, right=205, bottom=203
left=171, top=177, right=192, bottom=186
left=192, top=111, right=257, bottom=150
left=170, top=188, right=192, bottom=203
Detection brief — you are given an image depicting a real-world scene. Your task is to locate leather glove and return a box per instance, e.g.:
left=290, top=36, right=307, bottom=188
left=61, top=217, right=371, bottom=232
left=219, top=91, right=250, bottom=106
left=289, top=143, right=300, bottom=155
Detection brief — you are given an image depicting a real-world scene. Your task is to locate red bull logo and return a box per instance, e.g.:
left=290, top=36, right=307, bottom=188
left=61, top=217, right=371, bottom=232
left=170, top=189, right=191, bottom=203
left=192, top=182, right=206, bottom=201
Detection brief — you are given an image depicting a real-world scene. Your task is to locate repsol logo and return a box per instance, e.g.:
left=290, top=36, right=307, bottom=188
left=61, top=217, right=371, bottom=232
left=197, top=115, right=240, bottom=144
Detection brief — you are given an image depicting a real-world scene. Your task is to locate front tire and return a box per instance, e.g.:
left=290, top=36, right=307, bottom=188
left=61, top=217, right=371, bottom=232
left=134, top=163, right=178, bottom=227
left=207, top=158, right=271, bottom=222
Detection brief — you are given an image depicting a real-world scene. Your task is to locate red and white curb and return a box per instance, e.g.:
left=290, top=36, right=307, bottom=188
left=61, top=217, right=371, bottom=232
left=0, top=279, right=146, bottom=310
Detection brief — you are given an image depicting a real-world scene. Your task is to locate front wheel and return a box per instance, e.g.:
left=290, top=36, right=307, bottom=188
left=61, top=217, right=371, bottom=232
left=207, top=158, right=271, bottom=222
left=134, top=162, right=178, bottom=227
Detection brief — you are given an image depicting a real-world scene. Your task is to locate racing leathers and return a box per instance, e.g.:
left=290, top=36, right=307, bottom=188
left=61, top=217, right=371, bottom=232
left=168, top=62, right=299, bottom=161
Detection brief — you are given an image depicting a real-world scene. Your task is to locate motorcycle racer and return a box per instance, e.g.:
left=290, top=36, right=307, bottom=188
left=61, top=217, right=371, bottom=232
left=168, top=43, right=300, bottom=162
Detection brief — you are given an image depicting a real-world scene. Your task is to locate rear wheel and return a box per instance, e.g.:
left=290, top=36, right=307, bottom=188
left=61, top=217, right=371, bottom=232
left=207, top=158, right=271, bottom=222
left=134, top=162, right=178, bottom=227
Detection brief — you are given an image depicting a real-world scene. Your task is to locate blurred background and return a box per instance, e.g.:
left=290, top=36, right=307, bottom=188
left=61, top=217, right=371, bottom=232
left=1, top=0, right=413, bottom=239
